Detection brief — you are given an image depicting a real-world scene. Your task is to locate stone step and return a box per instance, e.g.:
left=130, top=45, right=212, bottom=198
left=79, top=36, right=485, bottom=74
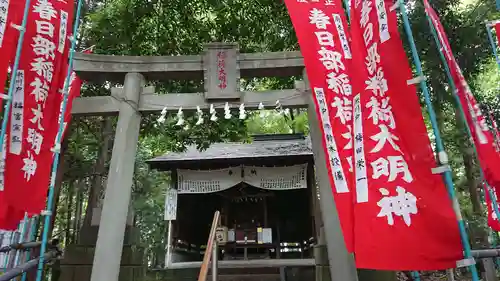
left=206, top=274, right=281, bottom=281
left=213, top=267, right=281, bottom=275
left=159, top=274, right=281, bottom=281
left=59, top=265, right=145, bottom=281
left=156, top=267, right=314, bottom=281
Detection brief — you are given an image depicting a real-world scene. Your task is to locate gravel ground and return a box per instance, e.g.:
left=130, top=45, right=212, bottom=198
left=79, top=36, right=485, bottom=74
left=397, top=271, right=474, bottom=281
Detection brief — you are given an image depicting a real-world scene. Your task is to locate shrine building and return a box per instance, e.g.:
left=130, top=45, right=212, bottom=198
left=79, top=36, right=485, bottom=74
left=147, top=133, right=320, bottom=264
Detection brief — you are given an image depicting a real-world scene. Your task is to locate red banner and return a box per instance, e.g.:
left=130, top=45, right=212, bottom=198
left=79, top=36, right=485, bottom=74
left=0, top=64, right=82, bottom=229
left=0, top=204, right=24, bottom=230
left=284, top=0, right=354, bottom=252
left=350, top=0, right=462, bottom=270
left=425, top=1, right=500, bottom=213
left=57, top=68, right=82, bottom=142
left=4, top=0, right=75, bottom=214
left=53, top=30, right=86, bottom=145
left=494, top=23, right=500, bottom=46
left=484, top=183, right=500, bottom=231
left=0, top=0, right=24, bottom=94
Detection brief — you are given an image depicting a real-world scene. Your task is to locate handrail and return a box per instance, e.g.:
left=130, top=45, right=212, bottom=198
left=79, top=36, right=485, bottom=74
left=0, top=239, right=59, bottom=253
left=0, top=246, right=61, bottom=281
left=197, top=211, right=220, bottom=281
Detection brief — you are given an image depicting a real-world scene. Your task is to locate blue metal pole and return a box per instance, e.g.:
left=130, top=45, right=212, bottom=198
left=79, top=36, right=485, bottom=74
left=496, top=233, right=500, bottom=267
left=0, top=0, right=31, bottom=169
left=489, top=231, right=500, bottom=268
left=12, top=213, right=28, bottom=267
left=485, top=23, right=500, bottom=72
left=2, top=231, right=14, bottom=272
left=2, top=220, right=22, bottom=272
left=21, top=216, right=37, bottom=281
left=426, top=13, right=500, bottom=228
left=398, top=2, right=480, bottom=280
left=474, top=174, right=500, bottom=267
left=343, top=0, right=350, bottom=22
left=35, top=0, right=84, bottom=280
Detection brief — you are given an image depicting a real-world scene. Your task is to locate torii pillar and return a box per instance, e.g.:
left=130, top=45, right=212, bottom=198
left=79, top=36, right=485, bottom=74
left=90, top=73, right=145, bottom=281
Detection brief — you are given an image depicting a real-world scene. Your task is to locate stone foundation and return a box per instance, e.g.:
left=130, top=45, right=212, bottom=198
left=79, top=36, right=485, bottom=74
left=149, top=266, right=313, bottom=281
left=59, top=226, right=145, bottom=281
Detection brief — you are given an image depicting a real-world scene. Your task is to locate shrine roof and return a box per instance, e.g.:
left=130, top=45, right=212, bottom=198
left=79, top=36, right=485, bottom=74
left=147, top=134, right=313, bottom=170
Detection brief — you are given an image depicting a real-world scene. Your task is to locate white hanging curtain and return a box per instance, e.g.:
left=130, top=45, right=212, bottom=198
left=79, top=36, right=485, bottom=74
left=243, top=164, right=307, bottom=190
left=176, top=164, right=308, bottom=194
left=177, top=166, right=242, bottom=194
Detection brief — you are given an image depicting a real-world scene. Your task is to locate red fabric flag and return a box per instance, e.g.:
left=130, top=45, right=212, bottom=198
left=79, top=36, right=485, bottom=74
left=53, top=27, right=87, bottom=147
left=284, top=0, right=354, bottom=252
left=350, top=0, right=462, bottom=270
left=3, top=0, right=75, bottom=214
left=485, top=110, right=500, bottom=229
left=0, top=205, right=24, bottom=231
left=484, top=183, right=500, bottom=231
left=494, top=23, right=500, bottom=47
left=424, top=1, right=500, bottom=210
left=56, top=66, right=83, bottom=143
left=0, top=0, right=24, bottom=95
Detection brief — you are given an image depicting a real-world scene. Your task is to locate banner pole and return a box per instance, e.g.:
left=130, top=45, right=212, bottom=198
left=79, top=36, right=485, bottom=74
left=486, top=107, right=500, bottom=148
left=425, top=11, right=500, bottom=235
left=488, top=231, right=500, bottom=268
left=343, top=0, right=350, bottom=22
left=495, top=233, right=500, bottom=267
left=485, top=23, right=500, bottom=72
left=35, top=0, right=85, bottom=280
left=2, top=218, right=26, bottom=271
left=397, top=2, right=480, bottom=280
left=0, top=0, right=32, bottom=182
left=21, top=216, right=37, bottom=281
left=12, top=213, right=28, bottom=267
left=1, top=227, right=17, bottom=272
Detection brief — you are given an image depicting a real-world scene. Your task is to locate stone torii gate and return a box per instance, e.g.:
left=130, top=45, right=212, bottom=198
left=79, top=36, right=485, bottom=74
left=70, top=43, right=357, bottom=281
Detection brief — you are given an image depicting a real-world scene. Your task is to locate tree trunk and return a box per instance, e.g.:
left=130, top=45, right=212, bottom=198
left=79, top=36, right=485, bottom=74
left=465, top=149, right=481, bottom=212
left=431, top=80, right=446, bottom=139
left=47, top=137, right=70, bottom=239
left=64, top=180, right=75, bottom=247
left=453, top=110, right=498, bottom=280
left=72, top=180, right=85, bottom=243
left=82, top=117, right=113, bottom=227
left=454, top=109, right=482, bottom=213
